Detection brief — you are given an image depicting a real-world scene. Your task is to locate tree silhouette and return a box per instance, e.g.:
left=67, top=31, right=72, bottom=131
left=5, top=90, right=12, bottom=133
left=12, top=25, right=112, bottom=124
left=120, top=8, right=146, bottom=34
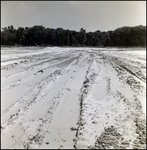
left=1, top=25, right=146, bottom=47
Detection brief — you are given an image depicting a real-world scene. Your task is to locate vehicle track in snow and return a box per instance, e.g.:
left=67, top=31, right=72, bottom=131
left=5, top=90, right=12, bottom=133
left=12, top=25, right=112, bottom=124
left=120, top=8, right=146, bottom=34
left=74, top=51, right=146, bottom=149
left=1, top=48, right=91, bottom=149
left=1, top=47, right=146, bottom=149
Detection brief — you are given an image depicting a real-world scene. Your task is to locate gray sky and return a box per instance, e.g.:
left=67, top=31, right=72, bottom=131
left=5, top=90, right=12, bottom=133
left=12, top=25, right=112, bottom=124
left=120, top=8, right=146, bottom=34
left=1, top=1, right=146, bottom=32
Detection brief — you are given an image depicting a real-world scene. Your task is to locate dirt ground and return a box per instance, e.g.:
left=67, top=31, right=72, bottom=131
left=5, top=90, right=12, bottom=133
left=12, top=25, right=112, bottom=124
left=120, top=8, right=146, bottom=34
left=1, top=47, right=146, bottom=149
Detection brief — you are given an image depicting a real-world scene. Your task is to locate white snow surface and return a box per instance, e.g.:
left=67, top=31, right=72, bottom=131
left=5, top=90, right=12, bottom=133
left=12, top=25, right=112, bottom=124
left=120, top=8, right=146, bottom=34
left=1, top=46, right=146, bottom=149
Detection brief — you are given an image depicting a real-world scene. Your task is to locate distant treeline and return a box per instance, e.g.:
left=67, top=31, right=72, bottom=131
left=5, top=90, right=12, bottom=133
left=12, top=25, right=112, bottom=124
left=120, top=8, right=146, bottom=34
left=1, top=25, right=146, bottom=47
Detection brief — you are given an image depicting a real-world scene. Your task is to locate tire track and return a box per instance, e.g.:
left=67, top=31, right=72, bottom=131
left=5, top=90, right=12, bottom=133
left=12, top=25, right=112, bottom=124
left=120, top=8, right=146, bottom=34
left=104, top=54, right=146, bottom=83
left=1, top=48, right=146, bottom=149
left=74, top=51, right=146, bottom=149
left=1, top=69, right=63, bottom=131
left=74, top=58, right=103, bottom=149
left=1, top=51, right=79, bottom=80
left=12, top=77, right=73, bottom=149
left=1, top=52, right=91, bottom=149
left=1, top=55, right=80, bottom=91
left=2, top=52, right=88, bottom=115
left=16, top=58, right=90, bottom=149
left=1, top=49, right=79, bottom=68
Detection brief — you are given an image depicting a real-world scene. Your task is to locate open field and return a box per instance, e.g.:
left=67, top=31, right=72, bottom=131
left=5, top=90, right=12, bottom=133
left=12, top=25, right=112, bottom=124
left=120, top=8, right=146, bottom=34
left=1, top=46, right=146, bottom=149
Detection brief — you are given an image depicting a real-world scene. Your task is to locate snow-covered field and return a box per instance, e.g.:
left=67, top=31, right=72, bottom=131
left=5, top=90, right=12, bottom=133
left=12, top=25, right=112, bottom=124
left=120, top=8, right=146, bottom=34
left=1, top=46, right=146, bottom=149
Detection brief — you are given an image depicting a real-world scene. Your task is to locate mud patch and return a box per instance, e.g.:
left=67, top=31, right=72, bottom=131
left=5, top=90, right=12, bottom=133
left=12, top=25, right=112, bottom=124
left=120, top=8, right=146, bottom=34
left=133, top=117, right=146, bottom=149
left=95, top=126, right=123, bottom=149
left=126, top=76, right=144, bottom=93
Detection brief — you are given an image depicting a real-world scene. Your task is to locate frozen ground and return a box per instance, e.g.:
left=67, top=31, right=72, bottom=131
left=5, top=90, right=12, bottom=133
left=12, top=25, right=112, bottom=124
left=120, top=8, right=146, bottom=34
left=1, top=46, right=146, bottom=149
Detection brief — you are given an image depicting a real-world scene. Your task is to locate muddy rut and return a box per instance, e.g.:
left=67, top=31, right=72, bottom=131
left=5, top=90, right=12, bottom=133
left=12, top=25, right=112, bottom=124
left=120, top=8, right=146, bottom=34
left=1, top=47, right=146, bottom=149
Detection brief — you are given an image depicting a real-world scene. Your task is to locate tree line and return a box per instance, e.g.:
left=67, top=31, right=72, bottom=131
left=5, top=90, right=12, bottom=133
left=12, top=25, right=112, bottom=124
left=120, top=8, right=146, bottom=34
left=1, top=25, right=146, bottom=47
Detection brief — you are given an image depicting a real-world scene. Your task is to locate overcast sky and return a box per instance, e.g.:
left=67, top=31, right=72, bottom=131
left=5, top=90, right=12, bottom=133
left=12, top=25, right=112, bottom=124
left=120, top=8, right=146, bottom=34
left=1, top=1, right=146, bottom=32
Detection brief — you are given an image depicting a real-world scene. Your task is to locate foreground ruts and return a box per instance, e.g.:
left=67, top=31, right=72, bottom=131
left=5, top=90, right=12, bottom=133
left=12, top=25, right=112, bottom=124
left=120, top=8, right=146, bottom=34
left=1, top=47, right=146, bottom=149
